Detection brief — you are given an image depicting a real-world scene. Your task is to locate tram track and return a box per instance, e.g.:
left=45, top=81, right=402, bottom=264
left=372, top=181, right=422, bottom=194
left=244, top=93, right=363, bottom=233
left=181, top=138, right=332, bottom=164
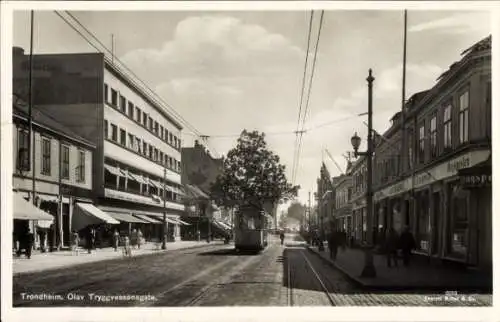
left=286, top=248, right=337, bottom=306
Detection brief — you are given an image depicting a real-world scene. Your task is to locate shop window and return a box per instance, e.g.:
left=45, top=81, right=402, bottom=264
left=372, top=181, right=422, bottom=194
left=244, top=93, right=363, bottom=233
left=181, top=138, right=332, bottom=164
left=61, top=145, right=70, bottom=180
left=459, top=91, right=469, bottom=144
left=41, top=137, right=51, bottom=175
left=448, top=183, right=469, bottom=259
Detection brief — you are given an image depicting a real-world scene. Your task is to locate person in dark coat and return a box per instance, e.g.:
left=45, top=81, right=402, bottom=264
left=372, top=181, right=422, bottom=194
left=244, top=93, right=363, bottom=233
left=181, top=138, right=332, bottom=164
left=16, top=227, right=34, bottom=259
left=279, top=231, right=285, bottom=245
left=328, top=230, right=339, bottom=260
left=399, top=226, right=416, bottom=267
left=385, top=228, right=399, bottom=267
left=86, top=226, right=95, bottom=254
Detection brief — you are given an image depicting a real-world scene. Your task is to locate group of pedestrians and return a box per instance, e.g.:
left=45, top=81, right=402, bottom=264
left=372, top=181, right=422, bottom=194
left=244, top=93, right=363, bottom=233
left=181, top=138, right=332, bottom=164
left=383, top=226, right=416, bottom=267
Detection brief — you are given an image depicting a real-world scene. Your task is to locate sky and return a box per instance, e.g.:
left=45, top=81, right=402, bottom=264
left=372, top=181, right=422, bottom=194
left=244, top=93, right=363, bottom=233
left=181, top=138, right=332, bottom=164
left=12, top=8, right=491, bottom=209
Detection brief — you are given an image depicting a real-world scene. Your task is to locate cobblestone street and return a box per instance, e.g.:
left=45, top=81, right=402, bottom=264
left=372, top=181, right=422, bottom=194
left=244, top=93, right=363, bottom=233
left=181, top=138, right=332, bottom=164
left=13, top=234, right=492, bottom=307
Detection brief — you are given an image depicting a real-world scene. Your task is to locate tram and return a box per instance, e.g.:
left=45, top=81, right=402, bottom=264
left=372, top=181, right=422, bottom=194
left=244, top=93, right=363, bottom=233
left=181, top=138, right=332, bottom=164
left=234, top=205, right=272, bottom=252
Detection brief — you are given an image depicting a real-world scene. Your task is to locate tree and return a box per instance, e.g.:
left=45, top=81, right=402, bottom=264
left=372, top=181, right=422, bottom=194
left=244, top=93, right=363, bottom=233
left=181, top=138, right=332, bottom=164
left=286, top=202, right=306, bottom=222
left=210, top=130, right=299, bottom=210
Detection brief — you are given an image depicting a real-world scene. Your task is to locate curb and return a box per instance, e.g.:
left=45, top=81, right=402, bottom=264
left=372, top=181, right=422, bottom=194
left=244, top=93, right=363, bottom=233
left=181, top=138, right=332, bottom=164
left=14, top=242, right=225, bottom=276
left=306, top=246, right=492, bottom=293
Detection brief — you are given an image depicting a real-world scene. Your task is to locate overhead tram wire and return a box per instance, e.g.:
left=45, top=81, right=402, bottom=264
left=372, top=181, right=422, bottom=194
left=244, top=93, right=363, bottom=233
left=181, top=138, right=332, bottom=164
left=57, top=11, right=204, bottom=139
left=292, top=10, right=315, bottom=185
left=292, top=10, right=325, bottom=185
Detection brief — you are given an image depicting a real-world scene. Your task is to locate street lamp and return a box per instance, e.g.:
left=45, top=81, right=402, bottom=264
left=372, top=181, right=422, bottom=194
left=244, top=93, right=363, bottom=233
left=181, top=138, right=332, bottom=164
left=349, top=69, right=376, bottom=278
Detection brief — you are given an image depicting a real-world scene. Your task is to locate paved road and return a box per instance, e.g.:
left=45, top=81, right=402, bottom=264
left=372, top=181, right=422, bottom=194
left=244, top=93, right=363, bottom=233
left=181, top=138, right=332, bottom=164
left=13, top=234, right=491, bottom=307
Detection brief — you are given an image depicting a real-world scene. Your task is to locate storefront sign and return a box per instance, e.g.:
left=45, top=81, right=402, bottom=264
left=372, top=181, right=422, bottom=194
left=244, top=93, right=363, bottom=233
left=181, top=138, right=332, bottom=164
left=460, top=174, right=492, bottom=187
left=373, top=149, right=490, bottom=200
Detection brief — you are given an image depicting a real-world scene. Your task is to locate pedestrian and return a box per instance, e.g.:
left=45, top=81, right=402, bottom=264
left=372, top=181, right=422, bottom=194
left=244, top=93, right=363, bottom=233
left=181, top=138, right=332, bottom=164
left=122, top=235, right=132, bottom=257
left=16, top=227, right=34, bottom=259
left=328, top=230, right=338, bottom=260
left=131, top=229, right=138, bottom=249
left=279, top=230, right=285, bottom=245
left=399, top=226, right=416, bottom=267
left=113, top=229, right=120, bottom=251
left=86, top=226, right=94, bottom=254
left=71, top=230, right=80, bottom=255
left=137, top=229, right=143, bottom=249
left=385, top=228, right=399, bottom=268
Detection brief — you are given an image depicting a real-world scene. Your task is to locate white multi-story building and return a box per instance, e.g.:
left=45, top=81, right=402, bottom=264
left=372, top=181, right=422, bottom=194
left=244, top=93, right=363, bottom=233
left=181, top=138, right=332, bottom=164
left=13, top=47, right=186, bottom=243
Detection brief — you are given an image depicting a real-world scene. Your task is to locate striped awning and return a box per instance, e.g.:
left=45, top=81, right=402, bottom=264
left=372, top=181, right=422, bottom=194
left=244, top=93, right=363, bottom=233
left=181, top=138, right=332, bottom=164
left=104, top=164, right=121, bottom=177
left=147, top=214, right=179, bottom=225
left=109, top=212, right=149, bottom=224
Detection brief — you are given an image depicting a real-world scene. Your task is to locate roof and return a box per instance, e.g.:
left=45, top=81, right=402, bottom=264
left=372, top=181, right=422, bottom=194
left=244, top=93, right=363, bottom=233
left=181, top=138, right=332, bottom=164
left=13, top=94, right=95, bottom=148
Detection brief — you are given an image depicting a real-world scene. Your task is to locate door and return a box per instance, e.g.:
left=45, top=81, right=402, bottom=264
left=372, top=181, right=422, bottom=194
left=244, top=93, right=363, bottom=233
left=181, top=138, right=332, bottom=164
left=432, top=192, right=440, bottom=255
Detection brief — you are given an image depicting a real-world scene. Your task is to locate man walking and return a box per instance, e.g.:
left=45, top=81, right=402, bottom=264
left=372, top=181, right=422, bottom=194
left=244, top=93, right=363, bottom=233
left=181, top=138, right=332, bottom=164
left=399, top=226, right=416, bottom=267
left=328, top=229, right=338, bottom=260
left=385, top=228, right=399, bottom=267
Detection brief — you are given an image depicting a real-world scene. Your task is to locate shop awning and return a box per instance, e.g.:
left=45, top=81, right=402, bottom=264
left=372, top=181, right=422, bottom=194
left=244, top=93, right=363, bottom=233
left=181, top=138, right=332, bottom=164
left=14, top=193, right=54, bottom=221
left=124, top=170, right=139, bottom=182
left=72, top=202, right=120, bottom=231
left=38, top=194, right=59, bottom=203
left=109, top=212, right=149, bottom=224
left=134, top=214, right=162, bottom=224
left=104, top=164, right=122, bottom=177
left=172, top=218, right=191, bottom=226
left=148, top=214, right=179, bottom=225
left=148, top=179, right=161, bottom=188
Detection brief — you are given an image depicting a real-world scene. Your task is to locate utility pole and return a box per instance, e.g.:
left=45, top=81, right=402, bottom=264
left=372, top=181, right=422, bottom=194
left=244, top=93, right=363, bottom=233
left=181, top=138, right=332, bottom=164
left=400, top=9, right=408, bottom=175
left=350, top=69, right=377, bottom=277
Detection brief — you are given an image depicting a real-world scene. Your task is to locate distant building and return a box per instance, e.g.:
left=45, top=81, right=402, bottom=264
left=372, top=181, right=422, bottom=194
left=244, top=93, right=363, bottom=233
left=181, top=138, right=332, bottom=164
left=13, top=47, right=186, bottom=243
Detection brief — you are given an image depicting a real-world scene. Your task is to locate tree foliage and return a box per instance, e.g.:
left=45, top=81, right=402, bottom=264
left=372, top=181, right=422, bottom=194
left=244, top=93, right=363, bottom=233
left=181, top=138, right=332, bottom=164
left=286, top=202, right=307, bottom=222
left=210, top=130, right=299, bottom=209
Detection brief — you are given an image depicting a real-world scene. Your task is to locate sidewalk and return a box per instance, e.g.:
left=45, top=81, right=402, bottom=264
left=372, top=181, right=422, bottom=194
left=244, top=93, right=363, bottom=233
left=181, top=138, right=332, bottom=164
left=13, top=240, right=224, bottom=275
left=307, top=244, right=492, bottom=292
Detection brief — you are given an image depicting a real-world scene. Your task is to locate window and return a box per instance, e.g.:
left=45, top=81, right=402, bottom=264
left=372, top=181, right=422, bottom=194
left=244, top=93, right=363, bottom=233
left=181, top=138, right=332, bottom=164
left=149, top=145, right=153, bottom=159
left=61, top=145, right=70, bottom=179
left=154, top=121, right=159, bottom=135
left=143, top=142, right=148, bottom=156
left=128, top=102, right=134, bottom=118
left=459, top=91, right=469, bottom=144
left=143, top=112, right=148, bottom=127
left=169, top=133, right=173, bottom=143
left=120, top=129, right=126, bottom=146
left=177, top=160, right=181, bottom=172
left=111, top=89, right=118, bottom=106
left=17, top=129, right=30, bottom=171
left=41, top=137, right=51, bottom=175
left=168, top=157, right=173, bottom=168
left=407, top=130, right=413, bottom=170
left=160, top=151, right=164, bottom=164
left=136, top=138, right=141, bottom=153
left=418, top=124, right=425, bottom=164
left=448, top=183, right=469, bottom=259
left=76, top=150, right=85, bottom=183
left=165, top=129, right=169, bottom=142
left=104, top=120, right=108, bottom=139
left=154, top=148, right=159, bottom=161
left=128, top=133, right=134, bottom=149
left=174, top=136, right=178, bottom=148
left=148, top=117, right=153, bottom=130
left=160, top=125, right=164, bottom=139
left=164, top=154, right=169, bottom=165
left=135, top=107, right=141, bottom=123
left=177, top=138, right=181, bottom=149
left=444, top=104, right=452, bottom=150
left=104, top=83, right=109, bottom=103
left=111, top=124, right=118, bottom=142
left=430, top=115, right=437, bottom=158
left=120, top=95, right=126, bottom=112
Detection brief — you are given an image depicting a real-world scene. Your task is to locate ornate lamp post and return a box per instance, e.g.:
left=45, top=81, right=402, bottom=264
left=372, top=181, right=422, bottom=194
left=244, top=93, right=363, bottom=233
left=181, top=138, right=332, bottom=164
left=350, top=69, right=376, bottom=278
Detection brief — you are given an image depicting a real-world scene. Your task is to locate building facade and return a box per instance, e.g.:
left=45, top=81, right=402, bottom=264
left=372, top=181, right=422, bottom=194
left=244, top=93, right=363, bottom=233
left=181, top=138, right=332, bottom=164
left=350, top=156, right=367, bottom=244
left=13, top=48, right=186, bottom=243
left=12, top=94, right=94, bottom=249
left=333, top=174, right=353, bottom=236
left=316, top=163, right=333, bottom=237
left=372, top=35, right=491, bottom=271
